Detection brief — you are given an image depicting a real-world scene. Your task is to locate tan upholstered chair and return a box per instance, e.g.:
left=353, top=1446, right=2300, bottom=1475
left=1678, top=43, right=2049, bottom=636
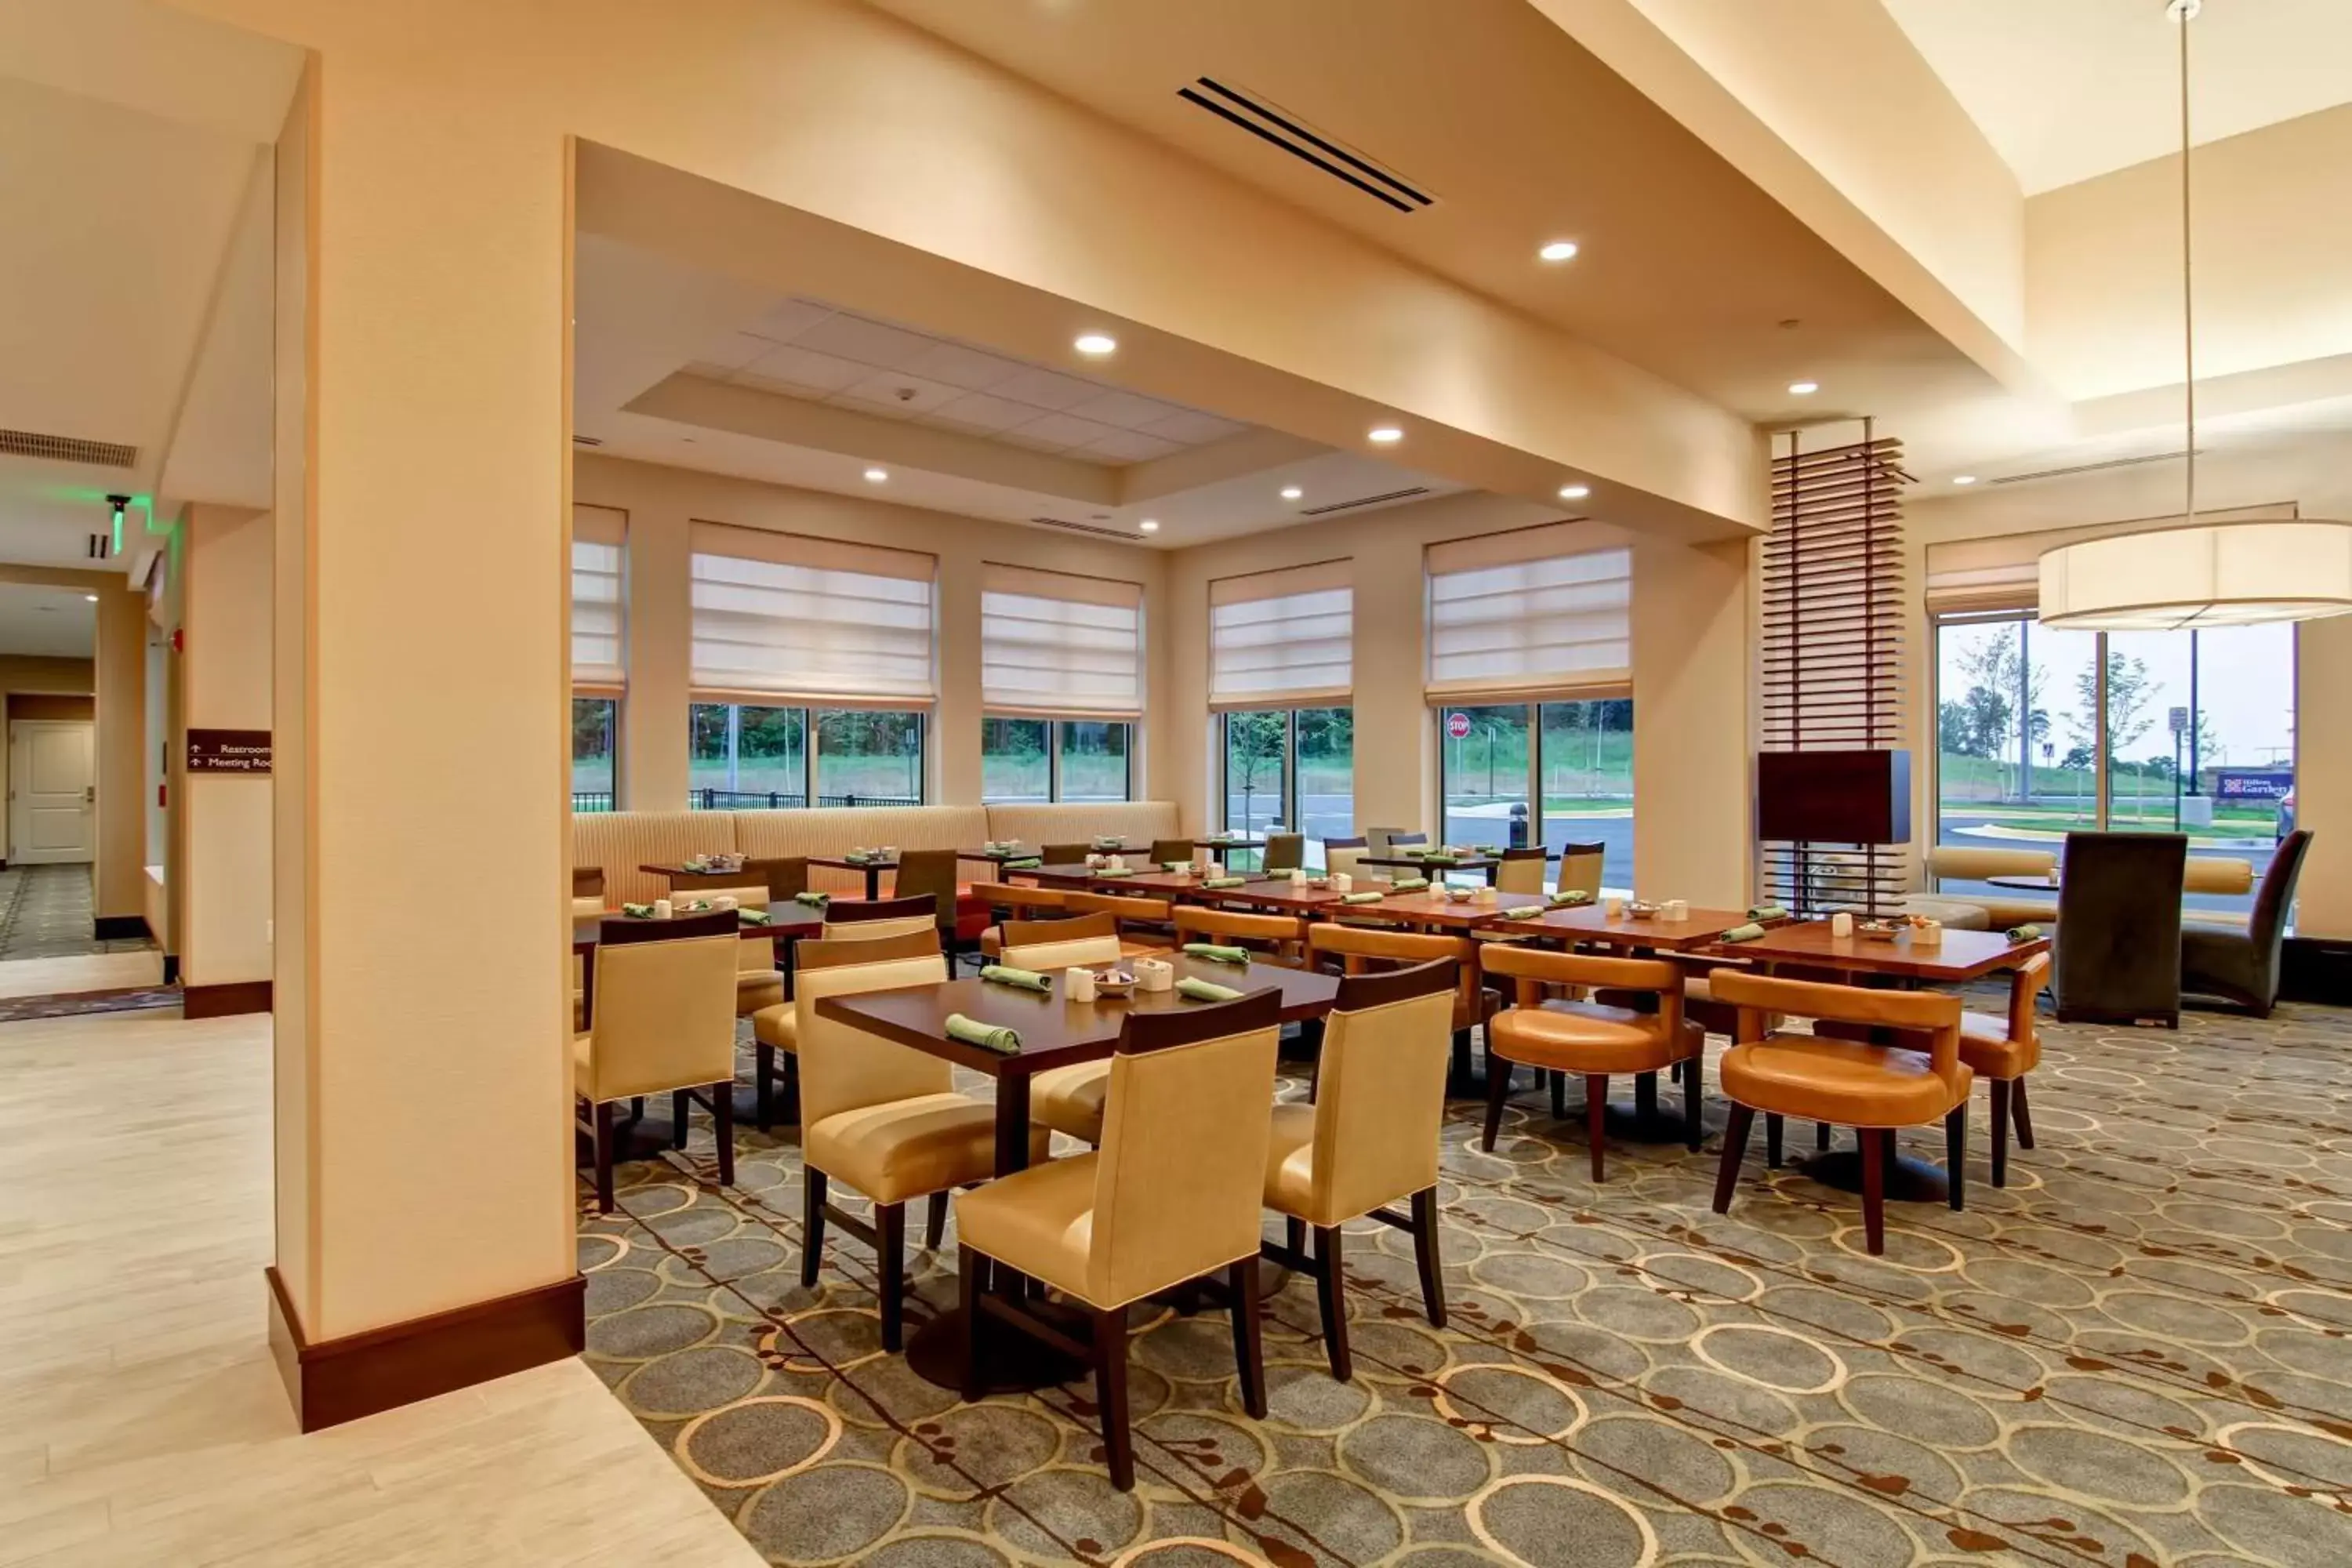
left=1147, top=836, right=1196, bottom=866
left=1262, top=959, right=1456, bottom=1381
left=1175, top=906, right=1305, bottom=967
left=746, top=926, right=942, bottom=1133
left=1323, top=836, right=1368, bottom=880
left=978, top=883, right=1067, bottom=959
left=1261, top=833, right=1305, bottom=874
left=575, top=912, right=741, bottom=1213
left=572, top=866, right=608, bottom=920
left=1480, top=946, right=1705, bottom=1178
left=954, top=989, right=1283, bottom=1490
left=999, top=915, right=1133, bottom=1147
left=821, top=893, right=939, bottom=943
left=795, top=930, right=1047, bottom=1350
left=1494, top=847, right=1548, bottom=896
left=1040, top=842, right=1091, bottom=866
left=1555, top=841, right=1606, bottom=900
left=670, top=863, right=802, bottom=1017
left=1308, top=924, right=1497, bottom=1085
left=1709, top=971, right=1971, bottom=1254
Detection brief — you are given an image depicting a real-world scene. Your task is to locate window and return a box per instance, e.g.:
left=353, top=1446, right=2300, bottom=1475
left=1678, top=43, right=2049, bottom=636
left=815, top=710, right=924, bottom=805
left=571, top=506, right=627, bottom=810
left=1428, top=527, right=1635, bottom=887
left=1209, top=561, right=1352, bottom=710
left=1220, top=707, right=1353, bottom=867
left=1933, top=612, right=2296, bottom=918
left=981, top=565, right=1141, bottom=803
left=690, top=703, right=808, bottom=808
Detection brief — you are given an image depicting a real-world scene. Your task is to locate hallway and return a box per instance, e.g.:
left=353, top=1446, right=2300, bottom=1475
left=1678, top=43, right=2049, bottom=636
left=0, top=865, right=151, bottom=962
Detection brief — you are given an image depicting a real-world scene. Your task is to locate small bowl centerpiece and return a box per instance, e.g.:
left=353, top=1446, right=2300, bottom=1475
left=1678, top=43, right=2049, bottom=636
left=1093, top=969, right=1137, bottom=999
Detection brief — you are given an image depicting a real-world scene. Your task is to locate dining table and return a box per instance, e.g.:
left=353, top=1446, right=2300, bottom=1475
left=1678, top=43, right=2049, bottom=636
left=1004, top=861, right=1115, bottom=890
left=818, top=954, right=1340, bottom=1392
left=808, top=852, right=899, bottom=901
left=1192, top=835, right=1265, bottom=867
left=1359, top=851, right=1544, bottom=887
left=1478, top=902, right=1764, bottom=952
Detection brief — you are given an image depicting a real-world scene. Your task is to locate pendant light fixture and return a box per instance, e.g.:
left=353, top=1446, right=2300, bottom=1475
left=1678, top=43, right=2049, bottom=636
left=2037, top=0, right=2352, bottom=630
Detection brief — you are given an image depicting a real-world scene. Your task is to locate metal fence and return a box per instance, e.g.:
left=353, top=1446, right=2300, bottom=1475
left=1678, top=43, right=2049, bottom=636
left=689, top=789, right=922, bottom=811
left=572, top=791, right=615, bottom=813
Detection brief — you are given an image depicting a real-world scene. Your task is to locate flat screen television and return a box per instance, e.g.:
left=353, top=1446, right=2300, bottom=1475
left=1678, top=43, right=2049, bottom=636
left=1755, top=750, right=1911, bottom=844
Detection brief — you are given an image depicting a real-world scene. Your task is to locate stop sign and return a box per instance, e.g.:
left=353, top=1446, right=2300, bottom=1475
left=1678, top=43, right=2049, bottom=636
left=1446, top=710, right=1472, bottom=740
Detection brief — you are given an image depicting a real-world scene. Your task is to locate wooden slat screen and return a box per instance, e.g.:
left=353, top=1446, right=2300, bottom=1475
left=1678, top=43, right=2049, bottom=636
left=1759, top=429, right=1909, bottom=914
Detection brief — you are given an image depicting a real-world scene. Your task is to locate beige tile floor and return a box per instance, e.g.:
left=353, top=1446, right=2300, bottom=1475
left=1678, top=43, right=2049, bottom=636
left=0, top=1007, right=760, bottom=1567
left=0, top=949, right=163, bottom=1000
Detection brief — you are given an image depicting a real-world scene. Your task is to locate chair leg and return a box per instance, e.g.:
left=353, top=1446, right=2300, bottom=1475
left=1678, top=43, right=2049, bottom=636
left=2011, top=1076, right=2036, bottom=1149
left=1550, top=1070, right=1567, bottom=1120
left=593, top=1100, right=616, bottom=1214
left=783, top=1052, right=801, bottom=1120
left=1816, top=1120, right=1832, bottom=1152
left=1312, top=1224, right=1352, bottom=1382
left=1451, top=1029, right=1472, bottom=1087
left=877, top=1201, right=907, bottom=1352
left=1584, top=1074, right=1608, bottom=1182
left=672, top=1089, right=692, bottom=1150
left=1410, top=1186, right=1446, bottom=1327
left=1481, top=1058, right=1513, bottom=1152
left=800, top=1169, right=827, bottom=1287
left=956, top=1241, right=985, bottom=1403
left=1712, top=1103, right=1754, bottom=1214
left=924, top=1190, right=949, bottom=1250
left=1860, top=1129, right=1888, bottom=1255
left=755, top=1043, right=775, bottom=1132
left=712, top=1081, right=735, bottom=1186
left=1227, top=1256, right=1267, bottom=1419
left=1682, top=1054, right=1704, bottom=1152
left=1944, top=1102, right=1968, bottom=1212
left=1093, top=1306, right=1135, bottom=1491
left=1765, top=1112, right=1784, bottom=1169
left=1988, top=1080, right=2013, bottom=1189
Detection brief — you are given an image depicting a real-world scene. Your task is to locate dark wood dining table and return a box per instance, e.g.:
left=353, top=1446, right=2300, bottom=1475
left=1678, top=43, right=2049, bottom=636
left=1005, top=862, right=1116, bottom=890
left=1192, top=835, right=1265, bottom=866
left=808, top=852, right=898, bottom=901
left=1694, top=920, right=2050, bottom=982
left=1479, top=902, right=1763, bottom=952
left=1359, top=851, right=1539, bottom=887
left=818, top=955, right=1340, bottom=1392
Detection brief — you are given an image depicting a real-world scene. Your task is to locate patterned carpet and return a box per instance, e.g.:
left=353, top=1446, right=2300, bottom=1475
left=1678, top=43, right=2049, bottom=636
left=0, top=864, right=152, bottom=960
left=579, top=995, right=2352, bottom=1566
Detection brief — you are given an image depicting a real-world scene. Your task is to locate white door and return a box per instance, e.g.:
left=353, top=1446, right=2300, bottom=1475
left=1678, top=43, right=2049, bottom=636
left=11, top=721, right=94, bottom=865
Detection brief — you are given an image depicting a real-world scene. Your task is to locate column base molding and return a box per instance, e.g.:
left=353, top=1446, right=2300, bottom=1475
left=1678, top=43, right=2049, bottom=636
left=264, top=1266, right=586, bottom=1432
left=184, top=979, right=273, bottom=1018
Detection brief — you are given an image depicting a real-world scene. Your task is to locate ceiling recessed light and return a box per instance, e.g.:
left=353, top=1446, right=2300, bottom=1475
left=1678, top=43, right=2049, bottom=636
left=83, top=593, right=97, bottom=602
left=862, top=467, right=888, bottom=483
left=1788, top=380, right=1820, bottom=396
left=1537, top=240, right=1579, bottom=263
left=1953, top=474, right=1978, bottom=486
left=1368, top=426, right=1403, bottom=445
left=1073, top=333, right=1117, bottom=356
left=1559, top=484, right=1591, bottom=501
left=1279, top=485, right=1304, bottom=501
left=1138, top=518, right=1160, bottom=533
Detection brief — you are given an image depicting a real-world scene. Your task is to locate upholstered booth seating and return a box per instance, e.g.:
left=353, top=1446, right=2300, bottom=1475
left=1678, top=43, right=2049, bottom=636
left=575, top=910, right=740, bottom=1212
left=796, top=928, right=1045, bottom=1351
left=572, top=811, right=741, bottom=909
left=953, top=989, right=1283, bottom=1491
left=1306, top=924, right=1497, bottom=1084
left=1480, top=946, right=1706, bottom=1178
left=1261, top=959, right=1457, bottom=1381
left=2053, top=831, right=2187, bottom=1025
left=737, top=806, right=988, bottom=897
left=1709, top=971, right=1971, bottom=1254
left=981, top=800, right=1179, bottom=860
left=1174, top=906, right=1306, bottom=967
left=1909, top=845, right=2059, bottom=929
left=1494, top=847, right=1548, bottom=896
left=2182, top=829, right=2311, bottom=1015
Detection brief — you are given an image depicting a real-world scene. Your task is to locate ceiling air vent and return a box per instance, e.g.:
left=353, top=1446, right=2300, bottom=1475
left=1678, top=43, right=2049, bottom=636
left=1029, top=516, right=1144, bottom=541
left=0, top=427, right=137, bottom=468
left=1989, top=449, right=2198, bottom=486
left=572, top=434, right=605, bottom=447
left=88, top=533, right=111, bottom=559
left=1300, top=486, right=1431, bottom=517
left=1176, top=78, right=1434, bottom=214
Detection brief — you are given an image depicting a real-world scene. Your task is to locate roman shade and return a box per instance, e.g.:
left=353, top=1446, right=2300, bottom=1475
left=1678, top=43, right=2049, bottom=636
left=1924, top=503, right=2298, bottom=616
left=1208, top=561, right=1352, bottom=710
left=980, top=564, right=1144, bottom=718
left=690, top=522, right=935, bottom=706
left=1425, top=524, right=1629, bottom=702
left=572, top=505, right=627, bottom=691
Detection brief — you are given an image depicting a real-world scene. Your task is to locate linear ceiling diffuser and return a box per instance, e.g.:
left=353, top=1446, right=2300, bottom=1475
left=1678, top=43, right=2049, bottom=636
left=2038, top=0, right=2352, bottom=631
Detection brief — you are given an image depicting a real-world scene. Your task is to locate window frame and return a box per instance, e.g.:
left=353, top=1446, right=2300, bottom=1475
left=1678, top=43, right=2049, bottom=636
left=979, top=716, right=1136, bottom=804
left=570, top=695, right=622, bottom=813
left=1432, top=698, right=1635, bottom=887
left=688, top=702, right=930, bottom=808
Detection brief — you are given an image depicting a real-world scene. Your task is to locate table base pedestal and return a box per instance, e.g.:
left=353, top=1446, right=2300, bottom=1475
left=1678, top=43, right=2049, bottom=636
left=904, top=1297, right=1091, bottom=1395
left=1796, top=1147, right=1951, bottom=1205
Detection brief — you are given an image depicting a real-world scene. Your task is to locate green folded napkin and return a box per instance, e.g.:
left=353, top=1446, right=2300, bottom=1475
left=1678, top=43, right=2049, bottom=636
left=1183, top=942, right=1250, bottom=965
left=1391, top=877, right=1430, bottom=893
left=1747, top=904, right=1790, bottom=922
left=793, top=891, right=831, bottom=907
left=945, top=1013, right=1021, bottom=1053
left=739, top=908, right=773, bottom=926
left=1339, top=890, right=1385, bottom=905
left=1202, top=876, right=1247, bottom=890
left=620, top=902, right=654, bottom=918
left=1093, top=837, right=1123, bottom=849
left=980, top=964, right=1051, bottom=992
left=1175, top=977, right=1243, bottom=1003
left=1094, top=866, right=1136, bottom=877
left=1401, top=846, right=1432, bottom=858
left=1422, top=855, right=1460, bottom=867
left=1548, top=890, right=1592, bottom=908
left=1720, top=923, right=1766, bottom=943
left=843, top=851, right=873, bottom=864
left=2006, top=924, right=2044, bottom=942
left=1501, top=906, right=1546, bottom=922
left=1473, top=844, right=1501, bottom=855
left=1004, top=857, right=1042, bottom=869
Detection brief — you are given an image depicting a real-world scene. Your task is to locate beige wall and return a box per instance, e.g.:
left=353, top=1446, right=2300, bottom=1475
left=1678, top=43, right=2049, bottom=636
left=94, top=585, right=147, bottom=921
left=181, top=503, right=274, bottom=986
left=1160, top=490, right=1755, bottom=906
left=575, top=452, right=1169, bottom=813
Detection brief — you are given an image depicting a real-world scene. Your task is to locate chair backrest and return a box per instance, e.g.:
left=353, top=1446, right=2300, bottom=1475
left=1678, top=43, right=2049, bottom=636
left=2004, top=951, right=2051, bottom=1044
left=1066, top=891, right=1172, bottom=927
left=1085, top=989, right=1283, bottom=1305
left=892, top=848, right=961, bottom=929
left=1041, top=843, right=1091, bottom=866
left=822, top=893, right=941, bottom=942
left=1479, top=942, right=1682, bottom=1020
left=1494, top=847, right=1548, bottom=895
left=1323, top=836, right=1368, bottom=879
left=797, top=927, right=940, bottom=971
left=793, top=938, right=953, bottom=1128
left=1309, top=959, right=1457, bottom=1218
left=1174, top=906, right=1304, bottom=960
left=739, top=857, right=808, bottom=899
left=1555, top=841, right=1606, bottom=898
left=2053, top=831, right=2186, bottom=1006
left=2249, top=829, right=2314, bottom=954
left=985, top=883, right=1068, bottom=918
left=1387, top=829, right=1429, bottom=848
left=1261, top=833, right=1305, bottom=873
left=1308, top=924, right=1479, bottom=1019
left=1002, top=912, right=1124, bottom=970
left=588, top=920, right=740, bottom=1102
left=574, top=866, right=605, bottom=899
left=1147, top=837, right=1196, bottom=866
left=1708, top=968, right=1963, bottom=1092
